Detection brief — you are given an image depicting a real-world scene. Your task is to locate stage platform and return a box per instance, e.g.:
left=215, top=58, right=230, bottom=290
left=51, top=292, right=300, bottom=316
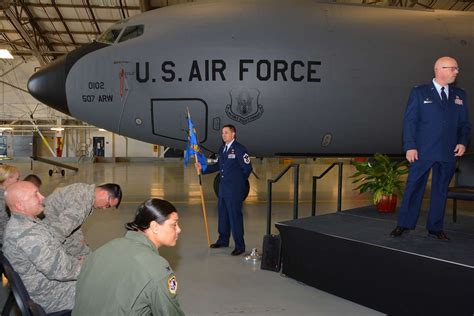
left=276, top=207, right=474, bottom=315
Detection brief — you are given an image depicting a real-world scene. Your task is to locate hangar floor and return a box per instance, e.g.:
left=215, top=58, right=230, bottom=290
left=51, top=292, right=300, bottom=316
left=3, top=158, right=471, bottom=315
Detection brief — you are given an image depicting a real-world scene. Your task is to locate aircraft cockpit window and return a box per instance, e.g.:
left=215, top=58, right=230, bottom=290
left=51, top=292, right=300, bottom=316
left=118, top=25, right=144, bottom=43
left=97, top=28, right=123, bottom=44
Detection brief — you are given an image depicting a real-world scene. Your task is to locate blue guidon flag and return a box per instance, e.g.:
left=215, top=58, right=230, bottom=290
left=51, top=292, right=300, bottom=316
left=184, top=111, right=207, bottom=172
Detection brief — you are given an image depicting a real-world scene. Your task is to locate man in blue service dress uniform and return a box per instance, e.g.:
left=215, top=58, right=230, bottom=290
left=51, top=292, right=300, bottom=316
left=196, top=124, right=252, bottom=255
left=391, top=56, right=471, bottom=240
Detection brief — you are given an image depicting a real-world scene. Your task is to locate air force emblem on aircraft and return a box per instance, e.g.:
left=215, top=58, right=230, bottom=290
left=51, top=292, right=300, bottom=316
left=225, top=89, right=264, bottom=125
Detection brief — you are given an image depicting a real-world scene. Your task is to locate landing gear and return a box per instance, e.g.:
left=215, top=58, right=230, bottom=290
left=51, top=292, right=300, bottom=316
left=48, top=168, right=65, bottom=176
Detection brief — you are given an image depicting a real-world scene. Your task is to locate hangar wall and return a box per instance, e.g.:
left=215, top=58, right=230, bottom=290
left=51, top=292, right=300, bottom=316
left=29, top=131, right=161, bottom=158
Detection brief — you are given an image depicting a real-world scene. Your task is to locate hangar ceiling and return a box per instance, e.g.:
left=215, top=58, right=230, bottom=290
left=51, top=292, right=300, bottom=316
left=1, top=0, right=473, bottom=61
left=0, top=0, right=473, bottom=128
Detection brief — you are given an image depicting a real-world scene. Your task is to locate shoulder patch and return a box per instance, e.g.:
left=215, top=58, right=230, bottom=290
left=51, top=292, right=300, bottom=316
left=243, top=153, right=250, bottom=164
left=168, top=275, right=178, bottom=295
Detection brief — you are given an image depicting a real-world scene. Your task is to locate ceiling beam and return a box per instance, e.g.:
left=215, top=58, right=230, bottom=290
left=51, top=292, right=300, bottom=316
left=22, top=2, right=140, bottom=10
left=0, top=16, right=119, bottom=23
left=0, top=37, right=31, bottom=50
left=51, top=0, right=76, bottom=45
left=16, top=1, right=56, bottom=53
left=0, top=29, right=99, bottom=35
left=0, top=79, right=29, bottom=93
left=0, top=33, right=27, bottom=62
left=0, top=38, right=90, bottom=47
left=85, top=0, right=101, bottom=34
left=11, top=50, right=68, bottom=56
left=0, top=31, right=18, bottom=52
left=3, top=7, right=48, bottom=65
left=118, top=0, right=128, bottom=19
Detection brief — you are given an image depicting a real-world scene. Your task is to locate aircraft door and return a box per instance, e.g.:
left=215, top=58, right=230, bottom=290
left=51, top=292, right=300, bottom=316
left=151, top=98, right=208, bottom=143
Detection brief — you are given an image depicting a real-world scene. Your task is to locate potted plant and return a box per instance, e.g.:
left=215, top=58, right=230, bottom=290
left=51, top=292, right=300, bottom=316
left=351, top=153, right=408, bottom=213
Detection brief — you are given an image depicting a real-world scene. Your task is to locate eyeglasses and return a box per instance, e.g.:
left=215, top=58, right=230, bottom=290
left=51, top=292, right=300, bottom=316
left=105, top=195, right=113, bottom=208
left=442, top=66, right=460, bottom=71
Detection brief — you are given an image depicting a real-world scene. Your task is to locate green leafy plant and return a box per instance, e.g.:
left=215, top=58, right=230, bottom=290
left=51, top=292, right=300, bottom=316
left=351, top=153, right=409, bottom=205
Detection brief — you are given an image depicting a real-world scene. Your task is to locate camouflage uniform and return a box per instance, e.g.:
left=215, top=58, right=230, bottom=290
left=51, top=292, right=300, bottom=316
left=43, top=183, right=95, bottom=259
left=0, top=189, right=8, bottom=244
left=3, top=213, right=81, bottom=313
left=73, top=231, right=185, bottom=316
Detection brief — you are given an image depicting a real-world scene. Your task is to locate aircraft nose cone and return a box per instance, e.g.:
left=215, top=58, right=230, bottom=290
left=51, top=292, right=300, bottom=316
left=28, top=56, right=70, bottom=116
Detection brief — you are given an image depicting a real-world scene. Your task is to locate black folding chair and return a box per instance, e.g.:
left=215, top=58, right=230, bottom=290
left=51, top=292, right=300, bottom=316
left=0, top=252, right=32, bottom=316
left=0, top=253, right=71, bottom=316
left=447, top=153, right=474, bottom=222
left=27, top=301, right=46, bottom=316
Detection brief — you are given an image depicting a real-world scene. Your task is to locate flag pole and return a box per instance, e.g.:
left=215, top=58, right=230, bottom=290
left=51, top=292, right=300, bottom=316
left=195, top=154, right=211, bottom=247
left=187, top=108, right=211, bottom=247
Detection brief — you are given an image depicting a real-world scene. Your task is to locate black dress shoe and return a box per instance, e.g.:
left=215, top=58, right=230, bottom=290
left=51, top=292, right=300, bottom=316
left=231, top=249, right=245, bottom=256
left=390, top=226, right=409, bottom=237
left=428, top=230, right=450, bottom=241
left=210, top=243, right=228, bottom=248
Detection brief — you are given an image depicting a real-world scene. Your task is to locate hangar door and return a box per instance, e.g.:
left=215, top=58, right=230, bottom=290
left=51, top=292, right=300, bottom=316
left=151, top=98, right=208, bottom=143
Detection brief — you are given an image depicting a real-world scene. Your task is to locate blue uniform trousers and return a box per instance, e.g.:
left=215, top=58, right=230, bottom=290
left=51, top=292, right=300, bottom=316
left=397, top=160, right=456, bottom=231
left=216, top=196, right=245, bottom=251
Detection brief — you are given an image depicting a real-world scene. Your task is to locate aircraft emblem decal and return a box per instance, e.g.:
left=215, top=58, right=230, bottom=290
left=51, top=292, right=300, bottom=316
left=225, top=89, right=264, bottom=125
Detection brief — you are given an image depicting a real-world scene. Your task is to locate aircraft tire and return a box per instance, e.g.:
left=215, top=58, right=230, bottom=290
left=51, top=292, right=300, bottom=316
left=48, top=169, right=53, bottom=176
left=213, top=174, right=250, bottom=201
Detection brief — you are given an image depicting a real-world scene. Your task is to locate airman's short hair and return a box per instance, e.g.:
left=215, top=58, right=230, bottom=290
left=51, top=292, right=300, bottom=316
left=223, top=124, right=236, bottom=134
left=98, top=183, right=122, bottom=208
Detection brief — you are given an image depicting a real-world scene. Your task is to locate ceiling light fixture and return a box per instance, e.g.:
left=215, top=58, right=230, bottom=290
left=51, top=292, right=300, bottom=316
left=0, top=49, right=14, bottom=59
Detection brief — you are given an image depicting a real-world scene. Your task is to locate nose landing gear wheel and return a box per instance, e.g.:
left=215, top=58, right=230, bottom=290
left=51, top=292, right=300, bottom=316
left=48, top=168, right=65, bottom=176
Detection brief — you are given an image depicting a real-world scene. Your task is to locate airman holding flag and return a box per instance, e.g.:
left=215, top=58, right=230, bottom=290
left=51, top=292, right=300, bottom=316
left=195, top=124, right=252, bottom=256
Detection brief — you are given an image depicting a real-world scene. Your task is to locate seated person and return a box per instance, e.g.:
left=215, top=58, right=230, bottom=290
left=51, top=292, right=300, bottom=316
left=3, top=181, right=81, bottom=313
left=42, top=183, right=122, bottom=259
left=0, top=165, right=20, bottom=242
left=23, top=174, right=42, bottom=188
left=73, top=198, right=185, bottom=316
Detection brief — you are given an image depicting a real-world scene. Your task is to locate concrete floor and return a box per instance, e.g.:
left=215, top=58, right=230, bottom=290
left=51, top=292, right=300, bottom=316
left=4, top=158, right=471, bottom=315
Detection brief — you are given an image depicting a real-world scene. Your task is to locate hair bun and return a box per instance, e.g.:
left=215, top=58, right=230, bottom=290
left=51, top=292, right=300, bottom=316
left=125, top=222, right=139, bottom=231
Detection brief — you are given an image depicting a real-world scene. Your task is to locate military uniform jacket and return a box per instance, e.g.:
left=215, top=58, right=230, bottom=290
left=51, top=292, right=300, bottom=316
left=43, top=183, right=95, bottom=258
left=3, top=213, right=81, bottom=313
left=203, top=140, right=252, bottom=198
left=73, top=231, right=185, bottom=316
left=403, top=83, right=471, bottom=162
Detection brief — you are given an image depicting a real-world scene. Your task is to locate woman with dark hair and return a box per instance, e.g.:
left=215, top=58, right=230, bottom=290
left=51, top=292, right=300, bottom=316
left=73, top=199, right=184, bottom=316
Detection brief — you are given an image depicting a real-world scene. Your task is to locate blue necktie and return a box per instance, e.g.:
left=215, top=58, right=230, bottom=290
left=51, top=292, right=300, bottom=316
left=441, top=87, right=448, bottom=103
left=223, top=145, right=228, bottom=154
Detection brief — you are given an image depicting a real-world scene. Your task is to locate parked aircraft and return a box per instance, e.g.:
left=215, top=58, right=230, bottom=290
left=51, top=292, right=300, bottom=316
left=27, top=0, right=474, bottom=157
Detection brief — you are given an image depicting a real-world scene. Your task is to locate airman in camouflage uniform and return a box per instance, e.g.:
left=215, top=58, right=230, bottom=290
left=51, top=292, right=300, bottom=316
left=43, top=183, right=122, bottom=259
left=3, top=181, right=81, bottom=313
